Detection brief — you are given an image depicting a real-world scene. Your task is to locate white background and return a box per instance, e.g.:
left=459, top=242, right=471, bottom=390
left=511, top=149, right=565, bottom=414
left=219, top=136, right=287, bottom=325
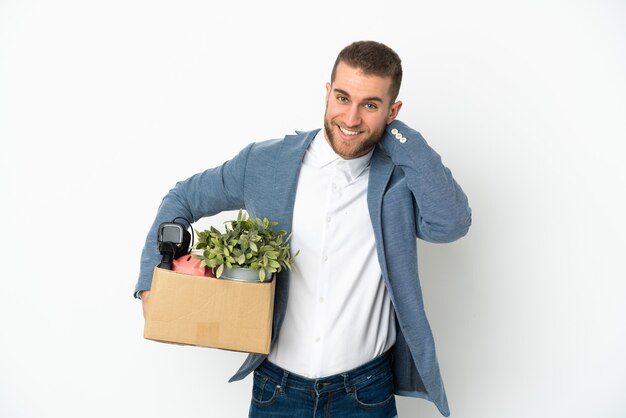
left=1, top=1, right=625, bottom=417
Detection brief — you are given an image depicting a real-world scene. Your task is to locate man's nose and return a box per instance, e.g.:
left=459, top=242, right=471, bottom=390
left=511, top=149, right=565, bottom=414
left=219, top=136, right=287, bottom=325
left=344, top=105, right=361, bottom=127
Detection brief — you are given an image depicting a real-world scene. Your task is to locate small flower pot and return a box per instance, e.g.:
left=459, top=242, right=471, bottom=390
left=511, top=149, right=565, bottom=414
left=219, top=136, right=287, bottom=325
left=219, top=267, right=274, bottom=283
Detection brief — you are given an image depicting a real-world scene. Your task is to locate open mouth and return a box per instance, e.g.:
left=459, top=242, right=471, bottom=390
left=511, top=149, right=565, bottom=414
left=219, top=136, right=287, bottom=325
left=339, top=126, right=361, bottom=138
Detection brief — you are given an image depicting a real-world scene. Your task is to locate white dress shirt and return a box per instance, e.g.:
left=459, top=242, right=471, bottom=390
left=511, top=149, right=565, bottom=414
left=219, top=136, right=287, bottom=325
left=267, top=130, right=396, bottom=378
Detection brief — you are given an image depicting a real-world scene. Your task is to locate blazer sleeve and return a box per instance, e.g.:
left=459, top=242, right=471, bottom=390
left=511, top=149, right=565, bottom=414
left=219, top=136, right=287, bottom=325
left=380, top=119, right=471, bottom=243
left=133, top=143, right=254, bottom=297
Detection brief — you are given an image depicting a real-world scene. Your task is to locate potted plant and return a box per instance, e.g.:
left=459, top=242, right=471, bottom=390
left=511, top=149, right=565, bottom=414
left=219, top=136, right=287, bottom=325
left=194, top=210, right=299, bottom=282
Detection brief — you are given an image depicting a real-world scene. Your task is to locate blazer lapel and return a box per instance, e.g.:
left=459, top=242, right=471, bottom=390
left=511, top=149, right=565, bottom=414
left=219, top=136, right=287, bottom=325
left=368, top=145, right=395, bottom=280
left=269, top=130, right=318, bottom=233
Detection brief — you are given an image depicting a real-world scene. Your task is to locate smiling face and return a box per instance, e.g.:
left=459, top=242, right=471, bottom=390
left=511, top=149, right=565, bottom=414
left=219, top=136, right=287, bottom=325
left=323, top=62, right=402, bottom=159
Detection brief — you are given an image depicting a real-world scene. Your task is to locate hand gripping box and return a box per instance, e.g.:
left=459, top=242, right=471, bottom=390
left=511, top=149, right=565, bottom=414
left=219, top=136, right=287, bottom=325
left=144, top=267, right=275, bottom=354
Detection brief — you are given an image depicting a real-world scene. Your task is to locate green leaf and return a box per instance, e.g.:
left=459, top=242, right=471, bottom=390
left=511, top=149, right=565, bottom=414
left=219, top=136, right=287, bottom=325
left=259, top=269, right=266, bottom=281
left=192, top=210, right=300, bottom=275
left=216, top=264, right=224, bottom=278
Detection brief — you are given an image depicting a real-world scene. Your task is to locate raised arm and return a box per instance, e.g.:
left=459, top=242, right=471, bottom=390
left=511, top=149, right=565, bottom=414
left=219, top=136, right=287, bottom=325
left=381, top=120, right=471, bottom=243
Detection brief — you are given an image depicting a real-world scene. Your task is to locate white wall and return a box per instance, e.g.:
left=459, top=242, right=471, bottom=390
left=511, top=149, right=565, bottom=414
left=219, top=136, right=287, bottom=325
left=1, top=1, right=624, bottom=417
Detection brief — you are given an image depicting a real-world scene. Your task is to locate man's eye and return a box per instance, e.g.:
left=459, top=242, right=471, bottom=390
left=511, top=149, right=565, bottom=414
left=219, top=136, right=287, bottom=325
left=364, top=103, right=377, bottom=110
left=337, top=96, right=349, bottom=103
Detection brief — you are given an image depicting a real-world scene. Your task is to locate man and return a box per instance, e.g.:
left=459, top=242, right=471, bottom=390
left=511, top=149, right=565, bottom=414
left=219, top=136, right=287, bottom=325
left=135, top=41, right=471, bottom=417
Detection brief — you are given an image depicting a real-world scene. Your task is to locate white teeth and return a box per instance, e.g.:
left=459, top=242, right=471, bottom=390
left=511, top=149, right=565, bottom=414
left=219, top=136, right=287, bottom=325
left=340, top=127, right=358, bottom=136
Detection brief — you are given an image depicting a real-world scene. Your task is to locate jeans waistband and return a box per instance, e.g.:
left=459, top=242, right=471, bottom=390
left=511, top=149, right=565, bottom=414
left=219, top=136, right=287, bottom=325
left=256, top=352, right=392, bottom=394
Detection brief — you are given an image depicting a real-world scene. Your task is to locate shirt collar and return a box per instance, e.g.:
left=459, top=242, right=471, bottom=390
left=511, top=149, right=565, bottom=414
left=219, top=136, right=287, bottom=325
left=305, top=129, right=373, bottom=182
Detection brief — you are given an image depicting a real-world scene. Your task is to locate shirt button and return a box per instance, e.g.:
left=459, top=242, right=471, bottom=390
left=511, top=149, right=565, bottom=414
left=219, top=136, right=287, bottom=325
left=315, top=337, right=320, bottom=343
left=399, top=136, right=407, bottom=143
left=322, top=255, right=328, bottom=262
left=391, top=128, right=399, bottom=135
left=326, top=216, right=331, bottom=223
left=395, top=133, right=403, bottom=140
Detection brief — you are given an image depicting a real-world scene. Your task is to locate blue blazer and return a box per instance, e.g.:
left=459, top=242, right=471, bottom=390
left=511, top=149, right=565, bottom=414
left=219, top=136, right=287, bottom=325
left=136, top=119, right=471, bottom=416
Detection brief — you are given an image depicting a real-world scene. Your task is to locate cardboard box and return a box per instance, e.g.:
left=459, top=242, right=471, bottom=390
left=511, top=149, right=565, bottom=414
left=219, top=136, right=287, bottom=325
left=144, top=267, right=275, bottom=354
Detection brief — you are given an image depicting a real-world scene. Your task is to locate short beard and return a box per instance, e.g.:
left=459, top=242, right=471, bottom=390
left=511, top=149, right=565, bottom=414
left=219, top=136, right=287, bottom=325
left=323, top=117, right=383, bottom=160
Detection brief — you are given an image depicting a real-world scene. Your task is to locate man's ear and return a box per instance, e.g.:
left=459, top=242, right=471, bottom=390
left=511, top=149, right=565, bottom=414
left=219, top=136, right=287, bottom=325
left=386, top=101, right=403, bottom=124
left=325, top=82, right=331, bottom=102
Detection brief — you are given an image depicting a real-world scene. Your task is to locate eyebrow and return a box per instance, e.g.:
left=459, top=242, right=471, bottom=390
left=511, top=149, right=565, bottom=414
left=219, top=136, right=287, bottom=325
left=333, top=88, right=384, bottom=103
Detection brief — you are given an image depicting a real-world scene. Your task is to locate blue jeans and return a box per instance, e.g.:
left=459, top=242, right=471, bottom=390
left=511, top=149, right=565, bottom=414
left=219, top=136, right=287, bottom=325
left=248, top=352, right=398, bottom=418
